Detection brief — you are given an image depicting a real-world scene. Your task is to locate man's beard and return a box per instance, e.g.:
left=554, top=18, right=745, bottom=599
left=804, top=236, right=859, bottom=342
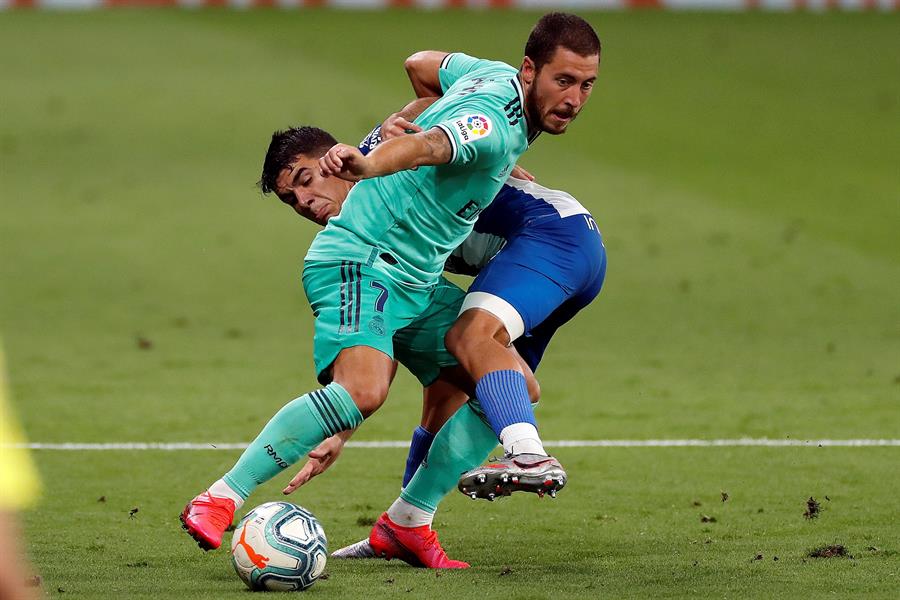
left=525, top=86, right=576, bottom=135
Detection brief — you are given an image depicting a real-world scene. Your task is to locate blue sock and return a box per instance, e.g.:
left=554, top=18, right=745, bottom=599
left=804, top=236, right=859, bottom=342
left=402, top=426, right=436, bottom=488
left=474, top=370, right=536, bottom=438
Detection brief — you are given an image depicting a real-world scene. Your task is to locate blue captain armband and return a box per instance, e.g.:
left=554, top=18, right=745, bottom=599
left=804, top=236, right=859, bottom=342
left=358, top=124, right=383, bottom=156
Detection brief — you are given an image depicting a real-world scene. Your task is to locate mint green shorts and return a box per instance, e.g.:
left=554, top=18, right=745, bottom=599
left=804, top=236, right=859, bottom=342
left=393, top=276, right=465, bottom=386
left=302, top=259, right=463, bottom=386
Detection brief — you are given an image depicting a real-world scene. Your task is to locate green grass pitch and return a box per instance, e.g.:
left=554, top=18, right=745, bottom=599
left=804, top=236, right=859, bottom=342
left=1, top=8, right=899, bottom=599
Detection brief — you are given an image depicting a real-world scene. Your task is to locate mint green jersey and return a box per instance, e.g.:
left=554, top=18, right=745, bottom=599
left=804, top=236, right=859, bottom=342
left=305, top=53, right=535, bottom=286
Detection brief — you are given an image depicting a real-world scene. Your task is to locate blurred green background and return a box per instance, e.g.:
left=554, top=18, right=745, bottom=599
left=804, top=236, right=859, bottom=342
left=2, top=10, right=897, bottom=441
left=1, top=9, right=898, bottom=598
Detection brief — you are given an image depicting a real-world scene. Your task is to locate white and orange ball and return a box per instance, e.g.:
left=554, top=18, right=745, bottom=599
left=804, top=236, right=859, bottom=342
left=230, top=501, right=327, bottom=591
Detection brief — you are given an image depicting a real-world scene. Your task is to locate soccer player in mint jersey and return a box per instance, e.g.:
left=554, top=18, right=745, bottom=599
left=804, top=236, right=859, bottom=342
left=399, top=13, right=601, bottom=501
left=180, top=12, right=600, bottom=566
left=247, top=125, right=538, bottom=569
left=243, top=122, right=604, bottom=567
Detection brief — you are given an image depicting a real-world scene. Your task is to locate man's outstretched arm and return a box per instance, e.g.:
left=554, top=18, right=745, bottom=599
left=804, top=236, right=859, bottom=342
left=405, top=51, right=449, bottom=98
left=319, top=128, right=452, bottom=182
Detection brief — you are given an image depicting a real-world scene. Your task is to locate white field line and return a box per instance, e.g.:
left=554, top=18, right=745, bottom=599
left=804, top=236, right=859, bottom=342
left=6, top=438, right=900, bottom=451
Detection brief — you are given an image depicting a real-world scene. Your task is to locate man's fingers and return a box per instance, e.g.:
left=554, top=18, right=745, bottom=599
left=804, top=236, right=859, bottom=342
left=282, top=470, right=310, bottom=495
left=323, top=157, right=342, bottom=176
left=383, top=118, right=422, bottom=139
left=397, top=119, right=423, bottom=133
left=510, top=165, right=535, bottom=181
left=318, top=145, right=364, bottom=182
left=319, top=156, right=338, bottom=177
left=327, top=151, right=344, bottom=171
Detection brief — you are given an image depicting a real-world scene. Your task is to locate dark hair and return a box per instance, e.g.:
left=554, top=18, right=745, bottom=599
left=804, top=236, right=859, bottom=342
left=259, top=126, right=338, bottom=194
left=524, top=12, right=601, bottom=72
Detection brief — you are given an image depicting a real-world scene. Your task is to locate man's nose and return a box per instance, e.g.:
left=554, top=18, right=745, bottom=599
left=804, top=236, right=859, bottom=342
left=294, top=190, right=314, bottom=207
left=564, top=88, right=582, bottom=109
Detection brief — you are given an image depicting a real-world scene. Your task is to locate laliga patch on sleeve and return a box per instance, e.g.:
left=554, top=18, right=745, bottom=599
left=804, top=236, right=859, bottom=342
left=452, top=114, right=493, bottom=145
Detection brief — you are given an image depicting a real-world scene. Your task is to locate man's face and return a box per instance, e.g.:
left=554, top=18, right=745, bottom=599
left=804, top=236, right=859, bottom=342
left=522, top=47, right=599, bottom=135
left=274, top=152, right=353, bottom=226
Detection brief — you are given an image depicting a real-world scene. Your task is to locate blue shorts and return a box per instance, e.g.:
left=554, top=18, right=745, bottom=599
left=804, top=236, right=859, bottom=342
left=465, top=213, right=606, bottom=373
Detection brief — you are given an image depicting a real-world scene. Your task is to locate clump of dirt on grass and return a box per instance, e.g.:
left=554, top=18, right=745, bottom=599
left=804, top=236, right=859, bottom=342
left=808, top=544, right=851, bottom=559
left=700, top=515, right=717, bottom=523
left=803, top=497, right=820, bottom=519
left=356, top=515, right=376, bottom=527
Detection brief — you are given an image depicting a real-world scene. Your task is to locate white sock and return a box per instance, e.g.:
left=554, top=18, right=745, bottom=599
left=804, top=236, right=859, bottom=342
left=499, top=423, right=546, bottom=456
left=208, top=479, right=245, bottom=509
left=386, top=497, right=434, bottom=528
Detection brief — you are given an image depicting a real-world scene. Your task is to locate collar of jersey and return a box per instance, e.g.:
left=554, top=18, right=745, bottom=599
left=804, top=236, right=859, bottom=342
left=510, top=74, right=525, bottom=110
left=509, top=75, right=540, bottom=146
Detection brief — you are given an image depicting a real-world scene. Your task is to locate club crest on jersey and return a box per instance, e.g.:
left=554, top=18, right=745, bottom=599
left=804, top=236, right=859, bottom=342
left=454, top=114, right=492, bottom=145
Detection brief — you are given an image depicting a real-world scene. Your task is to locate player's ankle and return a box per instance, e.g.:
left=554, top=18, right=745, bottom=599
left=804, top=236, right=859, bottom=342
left=500, top=423, right=546, bottom=456
left=208, top=478, right=245, bottom=509
left=386, top=498, right=434, bottom=528
left=508, top=438, right=546, bottom=456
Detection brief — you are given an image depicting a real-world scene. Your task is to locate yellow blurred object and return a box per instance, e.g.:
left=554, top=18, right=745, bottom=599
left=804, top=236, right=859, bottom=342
left=0, top=345, right=41, bottom=510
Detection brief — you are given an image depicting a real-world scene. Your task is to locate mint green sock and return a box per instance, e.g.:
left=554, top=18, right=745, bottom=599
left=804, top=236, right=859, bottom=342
left=223, top=382, right=363, bottom=499
left=400, top=399, right=499, bottom=513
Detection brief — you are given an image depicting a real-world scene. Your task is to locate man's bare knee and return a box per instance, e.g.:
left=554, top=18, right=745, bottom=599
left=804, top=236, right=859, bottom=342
left=339, top=381, right=389, bottom=417
left=331, top=346, right=394, bottom=418
left=444, top=321, right=468, bottom=359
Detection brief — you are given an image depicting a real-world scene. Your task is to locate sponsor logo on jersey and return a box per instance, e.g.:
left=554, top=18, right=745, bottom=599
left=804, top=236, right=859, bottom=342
left=453, top=114, right=492, bottom=145
left=457, top=77, right=487, bottom=96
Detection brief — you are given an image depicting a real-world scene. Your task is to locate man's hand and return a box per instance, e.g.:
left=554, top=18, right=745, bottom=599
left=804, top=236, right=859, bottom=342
left=510, top=165, right=535, bottom=182
left=319, top=144, right=372, bottom=182
left=381, top=113, right=423, bottom=141
left=282, top=434, right=347, bottom=495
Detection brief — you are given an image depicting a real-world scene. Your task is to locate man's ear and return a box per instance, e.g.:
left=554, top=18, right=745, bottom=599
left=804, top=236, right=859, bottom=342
left=520, top=56, right=536, bottom=86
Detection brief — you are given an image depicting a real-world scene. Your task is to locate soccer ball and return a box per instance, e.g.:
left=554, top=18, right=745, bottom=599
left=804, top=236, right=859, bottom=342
left=230, top=501, right=328, bottom=591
